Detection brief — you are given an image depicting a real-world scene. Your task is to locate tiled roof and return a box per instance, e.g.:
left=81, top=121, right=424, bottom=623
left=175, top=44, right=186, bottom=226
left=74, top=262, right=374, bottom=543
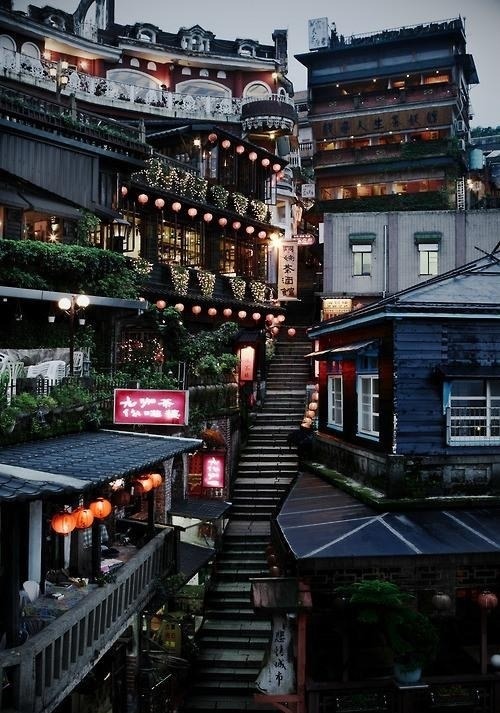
left=0, top=430, right=201, bottom=502
left=170, top=498, right=232, bottom=520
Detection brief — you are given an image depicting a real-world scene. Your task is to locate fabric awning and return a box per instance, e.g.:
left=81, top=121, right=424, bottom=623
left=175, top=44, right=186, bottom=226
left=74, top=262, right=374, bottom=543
left=0, top=189, right=31, bottom=209
left=178, top=542, right=215, bottom=580
left=304, top=340, right=376, bottom=360
left=170, top=498, right=232, bottom=521
left=21, top=193, right=83, bottom=221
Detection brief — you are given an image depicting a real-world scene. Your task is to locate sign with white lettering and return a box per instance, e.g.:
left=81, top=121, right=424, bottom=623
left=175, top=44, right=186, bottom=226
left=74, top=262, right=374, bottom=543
left=202, top=452, right=225, bottom=489
left=113, top=389, right=189, bottom=425
left=277, top=240, right=298, bottom=300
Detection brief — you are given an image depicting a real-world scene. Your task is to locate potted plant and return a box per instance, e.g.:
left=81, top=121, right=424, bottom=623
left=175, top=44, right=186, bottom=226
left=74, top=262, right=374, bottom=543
left=337, top=579, right=439, bottom=684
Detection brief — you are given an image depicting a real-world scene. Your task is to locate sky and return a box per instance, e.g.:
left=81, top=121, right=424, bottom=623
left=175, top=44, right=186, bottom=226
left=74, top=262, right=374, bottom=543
left=12, top=0, right=500, bottom=127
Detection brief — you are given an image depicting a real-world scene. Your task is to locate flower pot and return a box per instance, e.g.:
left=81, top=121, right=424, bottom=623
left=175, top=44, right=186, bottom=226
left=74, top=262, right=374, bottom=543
left=393, top=663, right=422, bottom=684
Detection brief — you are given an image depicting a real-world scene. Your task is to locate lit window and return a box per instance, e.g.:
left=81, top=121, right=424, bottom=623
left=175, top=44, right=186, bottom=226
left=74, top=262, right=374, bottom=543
left=352, top=244, right=372, bottom=276
left=447, top=379, right=500, bottom=444
left=358, top=374, right=379, bottom=436
left=418, top=243, right=439, bottom=275
left=328, top=375, right=343, bottom=427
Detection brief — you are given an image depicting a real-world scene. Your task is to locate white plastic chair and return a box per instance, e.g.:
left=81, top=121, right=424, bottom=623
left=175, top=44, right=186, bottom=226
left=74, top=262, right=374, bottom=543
left=23, top=580, right=40, bottom=602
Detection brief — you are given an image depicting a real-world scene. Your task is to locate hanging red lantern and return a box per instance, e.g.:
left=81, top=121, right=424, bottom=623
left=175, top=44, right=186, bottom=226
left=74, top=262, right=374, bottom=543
left=246, top=226, right=255, bottom=235
left=73, top=507, right=95, bottom=530
left=174, top=303, right=185, bottom=312
left=192, top=305, right=202, bottom=315
left=238, top=310, right=247, bottom=319
left=156, top=299, right=167, bottom=310
left=203, top=212, right=213, bottom=222
left=223, top=308, right=232, bottom=318
left=272, top=326, right=279, bottom=335
left=248, top=151, right=258, bottom=162
left=252, top=312, right=261, bottom=321
left=232, top=221, right=241, bottom=230
left=266, top=314, right=274, bottom=322
left=258, top=230, right=267, bottom=239
left=218, top=217, right=228, bottom=227
left=154, top=198, right=165, bottom=209
left=277, top=314, right=286, bottom=323
left=272, top=163, right=281, bottom=172
left=208, top=132, right=218, bottom=143
left=478, top=591, right=498, bottom=610
left=208, top=307, right=217, bottom=317
left=308, top=402, right=318, bottom=412
left=137, top=193, right=149, bottom=205
left=261, top=157, right=270, bottom=167
left=172, top=201, right=182, bottom=212
left=89, top=497, right=112, bottom=519
left=187, top=207, right=198, bottom=218
left=306, top=409, right=316, bottom=419
left=311, top=391, right=319, bottom=402
left=288, top=328, right=296, bottom=337
left=236, top=145, right=245, bottom=154
left=112, top=490, right=131, bottom=507
left=135, top=476, right=153, bottom=493
left=120, top=186, right=128, bottom=197
left=149, top=472, right=163, bottom=488
left=51, top=510, right=76, bottom=535
left=221, top=139, right=231, bottom=149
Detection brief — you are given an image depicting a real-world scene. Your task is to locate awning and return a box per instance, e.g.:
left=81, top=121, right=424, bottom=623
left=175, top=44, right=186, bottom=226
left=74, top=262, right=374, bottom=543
left=277, top=472, right=500, bottom=563
left=304, top=340, right=376, bottom=359
left=170, top=498, right=232, bottom=521
left=178, top=542, right=215, bottom=580
left=21, top=193, right=83, bottom=221
left=0, top=431, right=202, bottom=502
left=91, top=204, right=125, bottom=221
left=0, top=188, right=31, bottom=209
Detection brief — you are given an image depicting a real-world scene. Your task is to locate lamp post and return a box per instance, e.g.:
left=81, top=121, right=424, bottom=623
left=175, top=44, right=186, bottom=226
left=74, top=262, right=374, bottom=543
left=49, top=59, right=69, bottom=100
left=57, top=294, right=89, bottom=376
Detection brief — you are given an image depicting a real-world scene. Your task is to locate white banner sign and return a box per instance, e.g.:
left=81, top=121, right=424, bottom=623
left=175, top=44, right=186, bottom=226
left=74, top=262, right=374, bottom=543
left=277, top=240, right=298, bottom=300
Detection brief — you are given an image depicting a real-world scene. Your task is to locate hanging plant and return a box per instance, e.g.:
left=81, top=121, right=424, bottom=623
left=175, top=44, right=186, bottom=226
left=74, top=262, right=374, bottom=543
left=169, top=264, right=190, bottom=295
left=231, top=192, right=248, bottom=215
left=228, top=276, right=246, bottom=301
left=249, top=198, right=268, bottom=222
left=197, top=270, right=216, bottom=297
left=249, top=280, right=267, bottom=302
left=208, top=184, right=229, bottom=209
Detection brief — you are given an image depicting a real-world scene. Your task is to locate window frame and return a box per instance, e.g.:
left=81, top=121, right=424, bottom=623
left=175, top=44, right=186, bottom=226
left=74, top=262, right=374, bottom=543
left=446, top=378, right=500, bottom=445
left=418, top=242, right=439, bottom=275
left=357, top=373, right=379, bottom=438
left=327, top=374, right=343, bottom=428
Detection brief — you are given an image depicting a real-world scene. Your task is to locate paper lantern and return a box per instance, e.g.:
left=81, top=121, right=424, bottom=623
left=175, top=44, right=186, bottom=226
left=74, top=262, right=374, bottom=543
left=272, top=326, right=279, bottom=335
left=174, top=303, right=185, bottom=312
left=208, top=132, right=218, bottom=142
left=238, top=310, right=247, bottom=319
left=156, top=299, right=167, bottom=310
left=248, top=151, right=258, bottom=162
left=232, top=221, right=241, bottom=230
left=223, top=308, right=232, bottom=317
left=208, top=307, right=217, bottom=317
left=187, top=207, right=198, bottom=218
left=311, top=391, right=319, bottom=402
left=89, top=497, right=112, bottom=519
left=236, top=145, right=245, bottom=154
left=287, top=328, right=296, bottom=337
left=432, top=592, right=452, bottom=612
left=137, top=193, right=149, bottom=205
left=221, top=139, right=231, bottom=149
left=73, top=507, right=94, bottom=529
left=252, top=312, right=261, bottom=321
left=154, top=198, right=165, bottom=209
left=218, top=217, right=228, bottom=227
left=172, top=201, right=182, bottom=212
left=203, top=212, right=213, bottom=222
left=306, top=409, right=316, bottom=419
left=149, top=472, right=163, bottom=488
left=120, top=186, right=128, bottom=196
left=303, top=417, right=312, bottom=426
left=261, top=157, right=270, bottom=167
left=246, top=226, right=255, bottom=235
left=51, top=510, right=76, bottom=535
left=266, top=314, right=274, bottom=322
left=308, top=402, right=318, bottom=411
left=135, top=476, right=153, bottom=494
left=269, top=566, right=281, bottom=577
left=478, top=591, right=498, bottom=610
left=258, top=230, right=267, bottom=239
left=272, top=163, right=281, bottom=172
left=192, top=305, right=202, bottom=314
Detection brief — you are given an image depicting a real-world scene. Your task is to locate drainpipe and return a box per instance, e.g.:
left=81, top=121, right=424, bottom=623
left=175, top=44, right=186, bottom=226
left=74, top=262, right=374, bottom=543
left=382, top=224, right=388, bottom=298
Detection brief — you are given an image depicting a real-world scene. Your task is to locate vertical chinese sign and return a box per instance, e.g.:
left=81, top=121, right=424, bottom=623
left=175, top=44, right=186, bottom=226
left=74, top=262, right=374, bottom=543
left=202, top=452, right=225, bottom=489
left=277, top=240, right=298, bottom=300
left=239, top=345, right=255, bottom=382
left=113, top=389, right=189, bottom=426
left=255, top=614, right=295, bottom=694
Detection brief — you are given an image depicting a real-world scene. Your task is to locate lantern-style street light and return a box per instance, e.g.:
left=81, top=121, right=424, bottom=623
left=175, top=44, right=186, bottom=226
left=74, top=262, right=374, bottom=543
left=49, top=59, right=69, bottom=100
left=57, top=294, right=89, bottom=376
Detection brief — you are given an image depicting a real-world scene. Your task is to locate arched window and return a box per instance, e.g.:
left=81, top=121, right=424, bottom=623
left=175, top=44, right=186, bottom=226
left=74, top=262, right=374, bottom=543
left=0, top=35, right=16, bottom=52
left=244, top=82, right=271, bottom=99
left=147, top=61, right=157, bottom=71
left=176, top=79, right=231, bottom=98
left=20, top=42, right=40, bottom=60
left=181, top=67, right=192, bottom=76
left=137, top=28, right=156, bottom=43
left=238, top=43, right=256, bottom=57
left=130, top=58, right=140, bottom=67
left=199, top=68, right=209, bottom=77
left=217, top=71, right=226, bottom=79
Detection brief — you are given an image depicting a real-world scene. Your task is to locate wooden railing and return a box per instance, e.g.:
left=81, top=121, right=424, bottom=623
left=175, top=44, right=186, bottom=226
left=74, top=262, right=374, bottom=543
left=0, top=528, right=176, bottom=713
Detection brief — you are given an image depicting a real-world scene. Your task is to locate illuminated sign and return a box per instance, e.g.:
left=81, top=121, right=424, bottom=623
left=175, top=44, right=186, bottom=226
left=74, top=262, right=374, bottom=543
left=293, top=233, right=316, bottom=246
left=322, top=298, right=353, bottom=319
left=277, top=240, right=298, bottom=300
left=239, top=345, right=255, bottom=382
left=202, top=452, right=225, bottom=489
left=113, top=389, right=189, bottom=426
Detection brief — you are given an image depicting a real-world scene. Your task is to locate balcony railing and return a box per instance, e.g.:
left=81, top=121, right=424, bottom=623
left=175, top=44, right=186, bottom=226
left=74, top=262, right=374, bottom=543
left=0, top=528, right=175, bottom=713
left=314, top=139, right=453, bottom=169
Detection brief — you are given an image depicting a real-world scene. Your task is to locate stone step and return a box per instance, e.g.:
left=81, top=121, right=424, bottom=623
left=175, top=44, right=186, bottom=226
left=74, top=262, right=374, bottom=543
left=198, top=635, right=269, bottom=649
left=196, top=648, right=265, bottom=667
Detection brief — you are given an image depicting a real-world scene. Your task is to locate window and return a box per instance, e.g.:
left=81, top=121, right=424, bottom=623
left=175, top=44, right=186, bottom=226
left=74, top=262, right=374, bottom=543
left=358, top=375, right=379, bottom=436
left=327, top=375, right=343, bottom=427
left=352, top=244, right=372, bottom=276
left=418, top=243, right=439, bottom=275
left=447, top=379, right=500, bottom=443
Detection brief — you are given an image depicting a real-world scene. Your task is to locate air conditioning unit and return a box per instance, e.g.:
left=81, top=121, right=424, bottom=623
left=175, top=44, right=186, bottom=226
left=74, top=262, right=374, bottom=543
left=455, top=120, right=466, bottom=134
left=457, top=139, right=466, bottom=151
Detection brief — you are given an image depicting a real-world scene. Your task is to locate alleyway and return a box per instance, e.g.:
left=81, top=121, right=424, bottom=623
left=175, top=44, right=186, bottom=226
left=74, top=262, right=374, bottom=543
left=181, top=330, right=311, bottom=712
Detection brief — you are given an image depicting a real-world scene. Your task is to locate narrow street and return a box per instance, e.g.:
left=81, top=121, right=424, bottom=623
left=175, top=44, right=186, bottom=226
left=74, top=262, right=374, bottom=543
left=181, top=331, right=311, bottom=712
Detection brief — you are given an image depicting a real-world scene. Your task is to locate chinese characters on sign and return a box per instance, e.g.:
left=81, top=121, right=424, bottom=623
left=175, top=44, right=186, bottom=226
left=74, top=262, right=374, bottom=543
left=277, top=240, right=298, bottom=300
left=239, top=345, right=256, bottom=382
left=319, top=106, right=452, bottom=140
left=202, top=452, right=225, bottom=489
left=256, top=614, right=295, bottom=694
left=322, top=298, right=353, bottom=319
left=113, top=389, right=189, bottom=426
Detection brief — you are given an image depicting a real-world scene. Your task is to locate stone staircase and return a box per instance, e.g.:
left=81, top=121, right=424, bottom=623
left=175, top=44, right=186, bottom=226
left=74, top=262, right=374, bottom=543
left=180, top=331, right=311, bottom=712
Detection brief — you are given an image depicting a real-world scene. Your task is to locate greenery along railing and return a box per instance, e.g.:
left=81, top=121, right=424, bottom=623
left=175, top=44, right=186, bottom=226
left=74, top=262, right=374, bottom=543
left=0, top=85, right=146, bottom=157
left=315, top=191, right=453, bottom=214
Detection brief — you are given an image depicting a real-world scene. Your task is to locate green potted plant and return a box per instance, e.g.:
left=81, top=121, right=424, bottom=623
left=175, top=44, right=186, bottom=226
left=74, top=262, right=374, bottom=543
left=338, top=579, right=439, bottom=684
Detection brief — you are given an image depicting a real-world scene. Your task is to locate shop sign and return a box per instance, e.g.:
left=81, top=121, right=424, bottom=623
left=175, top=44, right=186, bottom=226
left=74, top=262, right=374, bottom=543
left=113, top=389, right=189, bottom=425
left=202, top=452, right=225, bottom=488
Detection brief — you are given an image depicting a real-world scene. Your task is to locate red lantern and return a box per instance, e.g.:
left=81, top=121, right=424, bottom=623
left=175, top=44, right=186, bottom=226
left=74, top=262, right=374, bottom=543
left=246, top=226, right=255, bottom=235
left=156, top=299, right=167, bottom=310
left=288, top=328, right=296, bottom=337
left=306, top=409, right=316, bottom=419
left=154, top=198, right=165, bottom=209
left=232, top=221, right=241, bottom=230
left=238, top=310, right=247, bottom=319
left=135, top=476, right=153, bottom=493
left=112, top=490, right=131, bottom=507
left=277, top=314, right=286, bottom=323
left=188, top=207, right=198, bottom=218
left=248, top=151, right=257, bottom=162
left=218, top=217, right=227, bottom=227
left=311, top=391, right=319, bottom=402
left=261, top=157, right=270, bottom=167
left=478, top=591, right=498, bottom=610
left=272, top=163, right=281, bottom=172
left=308, top=402, right=318, bottom=411
left=236, top=145, right=245, bottom=154
left=51, top=510, right=76, bottom=535
left=149, top=472, right=163, bottom=488
left=137, top=193, right=149, bottom=205
left=258, top=230, right=267, bottom=239
left=266, top=314, right=274, bottom=322
left=192, top=305, right=202, bottom=315
left=272, top=326, right=279, bottom=335
left=73, top=507, right=94, bottom=529
left=208, top=307, right=217, bottom=317
left=221, top=139, right=231, bottom=149
left=252, top=312, right=261, bottom=321
left=208, top=132, right=218, bottom=143
left=172, top=201, right=182, bottom=212
left=174, top=303, right=185, bottom=312
left=120, top=186, right=128, bottom=197
left=203, top=212, right=213, bottom=222
left=89, top=497, right=112, bottom=519
left=223, top=308, right=232, bottom=318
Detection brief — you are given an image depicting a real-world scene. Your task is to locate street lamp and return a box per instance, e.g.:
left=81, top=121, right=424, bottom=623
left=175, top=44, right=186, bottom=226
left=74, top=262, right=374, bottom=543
left=49, top=59, right=69, bottom=100
left=57, top=294, right=89, bottom=376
